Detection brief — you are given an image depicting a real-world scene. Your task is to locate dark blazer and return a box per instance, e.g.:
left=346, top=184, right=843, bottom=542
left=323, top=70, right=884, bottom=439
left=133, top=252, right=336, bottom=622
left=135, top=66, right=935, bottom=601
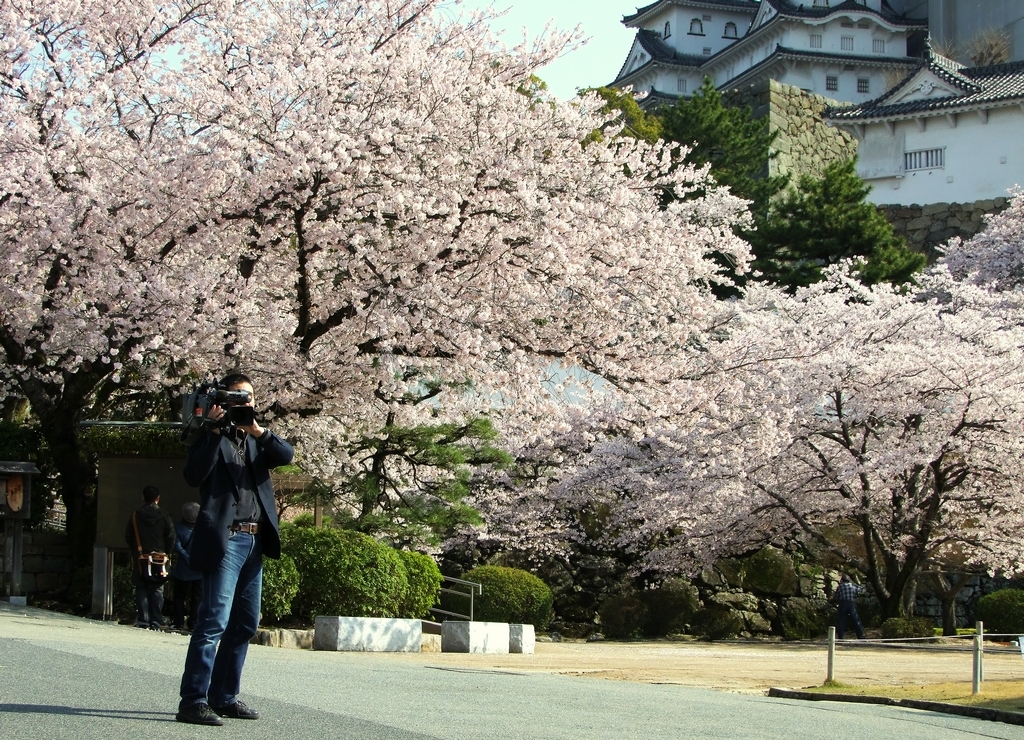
left=183, top=428, right=294, bottom=572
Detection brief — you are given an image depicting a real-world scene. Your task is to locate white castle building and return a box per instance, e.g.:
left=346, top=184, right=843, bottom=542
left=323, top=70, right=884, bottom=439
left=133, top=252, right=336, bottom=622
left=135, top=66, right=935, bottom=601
left=611, top=0, right=928, bottom=107
left=825, top=45, right=1024, bottom=206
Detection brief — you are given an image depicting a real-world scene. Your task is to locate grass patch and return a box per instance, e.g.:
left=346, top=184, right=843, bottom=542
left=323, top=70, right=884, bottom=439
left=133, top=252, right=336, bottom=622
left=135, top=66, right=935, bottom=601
left=821, top=680, right=855, bottom=690
left=805, top=681, right=1024, bottom=713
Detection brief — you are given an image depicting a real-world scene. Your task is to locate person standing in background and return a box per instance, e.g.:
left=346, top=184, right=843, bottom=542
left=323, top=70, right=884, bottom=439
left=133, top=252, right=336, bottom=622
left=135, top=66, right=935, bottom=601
left=124, top=485, right=175, bottom=630
left=172, top=501, right=203, bottom=631
left=832, top=574, right=867, bottom=640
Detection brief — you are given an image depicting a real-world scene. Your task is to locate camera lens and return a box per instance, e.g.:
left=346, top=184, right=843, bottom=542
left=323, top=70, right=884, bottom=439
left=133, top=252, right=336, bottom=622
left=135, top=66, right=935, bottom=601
left=227, top=406, right=255, bottom=426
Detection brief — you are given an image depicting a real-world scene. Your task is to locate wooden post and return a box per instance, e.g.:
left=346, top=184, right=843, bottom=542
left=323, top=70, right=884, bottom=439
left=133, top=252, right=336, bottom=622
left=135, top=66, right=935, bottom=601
left=3, top=518, right=23, bottom=598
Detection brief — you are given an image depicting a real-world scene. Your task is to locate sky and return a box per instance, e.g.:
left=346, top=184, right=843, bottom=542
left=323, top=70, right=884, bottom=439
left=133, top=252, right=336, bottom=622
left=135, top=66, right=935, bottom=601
left=436, top=1, right=639, bottom=99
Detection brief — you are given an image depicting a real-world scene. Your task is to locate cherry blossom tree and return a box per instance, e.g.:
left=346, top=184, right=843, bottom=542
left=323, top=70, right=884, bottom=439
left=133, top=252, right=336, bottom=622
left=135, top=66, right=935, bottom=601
left=0, top=0, right=751, bottom=555
left=560, top=267, right=1024, bottom=620
left=941, top=190, right=1024, bottom=291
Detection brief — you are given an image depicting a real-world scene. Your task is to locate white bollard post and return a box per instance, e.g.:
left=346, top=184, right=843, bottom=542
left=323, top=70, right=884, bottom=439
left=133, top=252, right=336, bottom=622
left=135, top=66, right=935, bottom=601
left=978, top=620, right=985, bottom=684
left=972, top=621, right=983, bottom=695
left=827, top=626, right=835, bottom=684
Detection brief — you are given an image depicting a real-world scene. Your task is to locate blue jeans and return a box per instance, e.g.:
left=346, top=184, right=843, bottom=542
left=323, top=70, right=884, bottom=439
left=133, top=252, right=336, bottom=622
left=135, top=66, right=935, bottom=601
left=837, top=600, right=866, bottom=640
left=179, top=531, right=262, bottom=709
left=134, top=583, right=165, bottom=627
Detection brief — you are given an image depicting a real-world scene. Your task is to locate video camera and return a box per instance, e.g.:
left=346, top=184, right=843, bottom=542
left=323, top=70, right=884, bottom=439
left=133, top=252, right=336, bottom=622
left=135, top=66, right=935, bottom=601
left=180, top=381, right=255, bottom=446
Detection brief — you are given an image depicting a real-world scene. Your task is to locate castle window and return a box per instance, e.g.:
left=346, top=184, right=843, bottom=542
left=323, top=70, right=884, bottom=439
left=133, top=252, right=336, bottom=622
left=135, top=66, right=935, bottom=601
left=813, top=0, right=829, bottom=6
left=703, top=14, right=712, bottom=22
left=810, top=34, right=822, bottom=48
left=904, top=148, right=945, bottom=171
left=677, top=77, right=687, bottom=92
left=664, top=21, right=671, bottom=39
left=689, top=18, right=704, bottom=36
left=873, top=39, right=885, bottom=53
left=857, top=78, right=870, bottom=93
left=826, top=75, right=838, bottom=91
left=703, top=47, right=712, bottom=55
left=841, top=36, right=854, bottom=51
left=724, top=22, right=738, bottom=39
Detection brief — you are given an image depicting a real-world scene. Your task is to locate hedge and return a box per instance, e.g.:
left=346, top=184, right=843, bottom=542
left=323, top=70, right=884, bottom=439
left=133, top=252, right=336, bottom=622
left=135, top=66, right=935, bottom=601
left=396, top=550, right=442, bottom=619
left=461, top=566, right=553, bottom=630
left=977, top=589, right=1024, bottom=634
left=281, top=525, right=408, bottom=622
left=261, top=554, right=301, bottom=622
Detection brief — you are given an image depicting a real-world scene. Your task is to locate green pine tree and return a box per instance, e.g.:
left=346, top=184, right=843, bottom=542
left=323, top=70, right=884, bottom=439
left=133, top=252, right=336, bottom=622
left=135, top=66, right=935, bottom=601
left=656, top=77, right=788, bottom=218
left=582, top=86, right=663, bottom=146
left=335, top=416, right=512, bottom=548
left=747, top=159, right=926, bottom=291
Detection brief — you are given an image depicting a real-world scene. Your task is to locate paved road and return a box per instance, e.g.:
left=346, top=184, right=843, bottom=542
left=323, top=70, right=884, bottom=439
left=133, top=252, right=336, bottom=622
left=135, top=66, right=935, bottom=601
left=3, top=602, right=1024, bottom=740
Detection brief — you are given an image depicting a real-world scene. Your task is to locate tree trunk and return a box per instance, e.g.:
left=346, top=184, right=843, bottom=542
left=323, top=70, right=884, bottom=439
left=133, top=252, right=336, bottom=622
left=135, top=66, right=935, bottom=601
left=932, top=572, right=972, bottom=636
left=901, top=574, right=918, bottom=617
left=40, top=415, right=97, bottom=564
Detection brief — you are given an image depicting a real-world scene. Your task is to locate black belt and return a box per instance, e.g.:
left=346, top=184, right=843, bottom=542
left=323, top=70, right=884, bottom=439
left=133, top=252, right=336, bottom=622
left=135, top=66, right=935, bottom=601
left=230, top=522, right=259, bottom=534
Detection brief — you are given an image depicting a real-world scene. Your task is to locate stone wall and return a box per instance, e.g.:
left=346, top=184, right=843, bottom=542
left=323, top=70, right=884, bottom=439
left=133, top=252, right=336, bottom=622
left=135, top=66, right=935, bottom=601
left=0, top=528, right=72, bottom=594
left=721, top=79, right=858, bottom=183
left=877, top=197, right=1013, bottom=259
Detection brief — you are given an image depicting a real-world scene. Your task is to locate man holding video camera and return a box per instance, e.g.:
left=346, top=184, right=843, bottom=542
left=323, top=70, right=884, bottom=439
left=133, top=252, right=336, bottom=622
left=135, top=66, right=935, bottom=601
left=176, top=372, right=294, bottom=726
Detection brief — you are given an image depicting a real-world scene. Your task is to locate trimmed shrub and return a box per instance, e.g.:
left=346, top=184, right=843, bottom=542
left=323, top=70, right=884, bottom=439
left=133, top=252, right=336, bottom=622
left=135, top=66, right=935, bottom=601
left=397, top=550, right=442, bottom=619
left=691, top=606, right=743, bottom=640
left=977, top=589, right=1024, bottom=634
left=640, top=578, right=699, bottom=636
left=462, top=566, right=553, bottom=629
left=261, top=554, right=300, bottom=623
left=281, top=525, right=408, bottom=622
left=880, top=616, right=935, bottom=639
left=599, top=591, right=648, bottom=639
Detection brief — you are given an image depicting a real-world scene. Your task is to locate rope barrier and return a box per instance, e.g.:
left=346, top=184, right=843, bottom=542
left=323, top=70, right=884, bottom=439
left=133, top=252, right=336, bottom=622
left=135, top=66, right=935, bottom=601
left=825, top=622, right=1024, bottom=693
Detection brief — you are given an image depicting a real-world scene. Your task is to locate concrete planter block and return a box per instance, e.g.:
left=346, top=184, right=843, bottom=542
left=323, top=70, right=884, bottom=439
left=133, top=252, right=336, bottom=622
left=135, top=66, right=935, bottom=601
left=441, top=621, right=510, bottom=654
left=421, top=633, right=441, bottom=653
left=509, top=624, right=535, bottom=654
left=314, top=616, right=423, bottom=652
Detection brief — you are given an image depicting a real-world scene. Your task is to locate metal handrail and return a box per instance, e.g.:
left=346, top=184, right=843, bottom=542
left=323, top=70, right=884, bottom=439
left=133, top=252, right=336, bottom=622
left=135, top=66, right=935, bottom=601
left=429, top=575, right=482, bottom=621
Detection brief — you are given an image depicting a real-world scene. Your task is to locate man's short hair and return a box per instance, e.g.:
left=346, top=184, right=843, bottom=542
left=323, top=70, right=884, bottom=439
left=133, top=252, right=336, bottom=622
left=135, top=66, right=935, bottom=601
left=220, top=371, right=253, bottom=389
left=142, top=485, right=160, bottom=504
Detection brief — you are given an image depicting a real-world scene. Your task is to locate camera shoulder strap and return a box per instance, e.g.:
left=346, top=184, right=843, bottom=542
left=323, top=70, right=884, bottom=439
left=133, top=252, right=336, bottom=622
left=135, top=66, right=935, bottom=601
left=131, top=512, right=143, bottom=554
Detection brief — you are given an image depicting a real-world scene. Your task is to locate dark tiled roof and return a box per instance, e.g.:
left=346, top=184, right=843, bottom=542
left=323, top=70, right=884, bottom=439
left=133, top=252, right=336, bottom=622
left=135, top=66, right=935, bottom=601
left=623, top=0, right=759, bottom=25
left=612, top=29, right=708, bottom=84
left=636, top=29, right=708, bottom=66
left=770, top=45, right=919, bottom=67
left=722, top=44, right=916, bottom=91
left=762, top=0, right=926, bottom=28
left=613, top=33, right=917, bottom=88
left=825, top=56, right=1024, bottom=120
left=641, top=88, right=686, bottom=107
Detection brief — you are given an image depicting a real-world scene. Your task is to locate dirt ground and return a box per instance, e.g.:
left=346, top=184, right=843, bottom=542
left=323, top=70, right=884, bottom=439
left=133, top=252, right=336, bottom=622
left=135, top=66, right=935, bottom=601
left=375, top=638, right=1024, bottom=697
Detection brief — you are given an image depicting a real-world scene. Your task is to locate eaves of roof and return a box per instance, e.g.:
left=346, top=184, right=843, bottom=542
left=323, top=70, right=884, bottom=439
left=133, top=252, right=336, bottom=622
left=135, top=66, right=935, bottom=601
left=623, top=0, right=759, bottom=26
left=611, top=29, right=711, bottom=86
left=720, top=45, right=918, bottom=89
left=761, top=0, right=927, bottom=29
left=825, top=58, right=1024, bottom=121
